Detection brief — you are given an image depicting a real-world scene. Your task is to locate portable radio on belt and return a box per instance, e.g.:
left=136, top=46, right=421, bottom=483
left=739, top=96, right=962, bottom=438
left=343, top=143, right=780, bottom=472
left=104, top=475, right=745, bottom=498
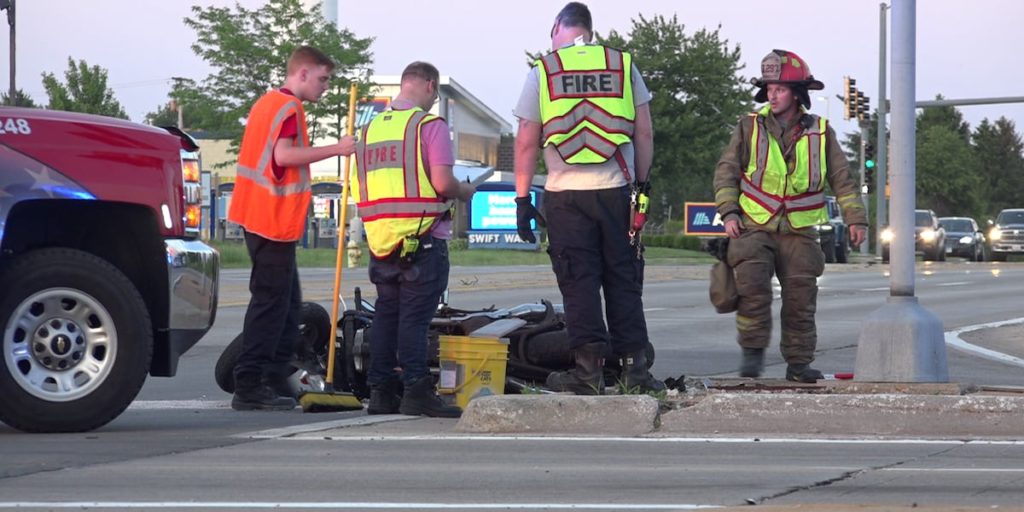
left=399, top=211, right=429, bottom=265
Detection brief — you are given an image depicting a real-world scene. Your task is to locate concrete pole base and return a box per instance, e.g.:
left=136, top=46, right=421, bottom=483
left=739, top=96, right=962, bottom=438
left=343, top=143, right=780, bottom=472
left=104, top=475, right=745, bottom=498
left=854, top=296, right=949, bottom=382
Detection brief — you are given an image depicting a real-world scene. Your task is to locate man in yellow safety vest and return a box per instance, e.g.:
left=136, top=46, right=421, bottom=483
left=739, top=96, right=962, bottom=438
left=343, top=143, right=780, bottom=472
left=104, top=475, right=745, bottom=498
left=713, top=49, right=868, bottom=382
left=354, top=61, right=475, bottom=417
left=514, top=2, right=662, bottom=395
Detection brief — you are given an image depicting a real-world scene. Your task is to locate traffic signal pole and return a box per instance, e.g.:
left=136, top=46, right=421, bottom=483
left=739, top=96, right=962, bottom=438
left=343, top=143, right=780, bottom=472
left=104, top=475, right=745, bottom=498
left=858, top=121, right=869, bottom=255
left=855, top=0, right=948, bottom=383
left=876, top=2, right=889, bottom=258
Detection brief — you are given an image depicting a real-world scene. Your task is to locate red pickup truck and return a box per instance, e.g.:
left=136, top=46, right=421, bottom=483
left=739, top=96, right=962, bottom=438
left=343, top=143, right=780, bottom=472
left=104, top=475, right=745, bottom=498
left=0, top=107, right=219, bottom=433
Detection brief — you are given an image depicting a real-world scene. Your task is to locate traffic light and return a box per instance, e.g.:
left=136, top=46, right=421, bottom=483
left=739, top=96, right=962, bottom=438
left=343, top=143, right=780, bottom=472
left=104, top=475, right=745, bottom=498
left=864, top=142, right=876, bottom=193
left=843, top=77, right=857, bottom=120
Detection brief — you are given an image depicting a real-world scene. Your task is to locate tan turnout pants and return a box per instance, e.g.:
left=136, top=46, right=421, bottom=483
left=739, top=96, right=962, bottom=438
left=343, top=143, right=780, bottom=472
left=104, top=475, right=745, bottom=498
left=726, top=229, right=825, bottom=364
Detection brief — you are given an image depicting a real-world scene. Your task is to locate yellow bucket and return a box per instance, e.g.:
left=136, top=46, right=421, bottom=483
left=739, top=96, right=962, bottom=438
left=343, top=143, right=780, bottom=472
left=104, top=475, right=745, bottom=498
left=437, top=335, right=509, bottom=410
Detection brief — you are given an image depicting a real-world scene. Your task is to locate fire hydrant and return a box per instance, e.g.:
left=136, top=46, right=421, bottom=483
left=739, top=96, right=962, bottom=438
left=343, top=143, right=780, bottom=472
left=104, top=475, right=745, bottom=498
left=346, top=239, right=362, bottom=268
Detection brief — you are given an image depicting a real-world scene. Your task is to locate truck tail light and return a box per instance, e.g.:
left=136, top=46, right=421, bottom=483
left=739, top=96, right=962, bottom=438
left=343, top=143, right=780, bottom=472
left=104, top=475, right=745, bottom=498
left=180, top=151, right=203, bottom=235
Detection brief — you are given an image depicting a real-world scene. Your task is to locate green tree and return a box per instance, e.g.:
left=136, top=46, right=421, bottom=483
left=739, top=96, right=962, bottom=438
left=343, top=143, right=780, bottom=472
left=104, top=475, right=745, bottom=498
left=165, top=0, right=374, bottom=149
left=915, top=98, right=980, bottom=216
left=601, top=15, right=752, bottom=221
left=917, top=94, right=971, bottom=142
left=1, top=88, right=38, bottom=108
left=974, top=117, right=1024, bottom=216
left=41, top=57, right=128, bottom=119
left=144, top=78, right=238, bottom=137
left=916, top=125, right=982, bottom=217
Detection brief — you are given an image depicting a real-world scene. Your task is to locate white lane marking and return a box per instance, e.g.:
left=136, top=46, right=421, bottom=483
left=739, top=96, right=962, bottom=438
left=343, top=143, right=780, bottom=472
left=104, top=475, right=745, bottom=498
left=0, top=503, right=719, bottom=510
left=278, top=434, right=1024, bottom=446
left=882, top=468, right=1024, bottom=473
left=643, top=308, right=667, bottom=312
left=235, top=414, right=415, bottom=439
left=944, top=317, right=1024, bottom=368
left=861, top=287, right=890, bottom=292
left=128, top=400, right=230, bottom=410
left=935, top=281, right=970, bottom=287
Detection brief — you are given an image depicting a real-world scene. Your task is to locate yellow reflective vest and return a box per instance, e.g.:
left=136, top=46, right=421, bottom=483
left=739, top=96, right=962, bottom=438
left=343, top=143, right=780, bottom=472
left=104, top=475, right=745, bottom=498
left=537, top=44, right=635, bottom=164
left=739, top=105, right=828, bottom=229
left=353, top=108, right=450, bottom=258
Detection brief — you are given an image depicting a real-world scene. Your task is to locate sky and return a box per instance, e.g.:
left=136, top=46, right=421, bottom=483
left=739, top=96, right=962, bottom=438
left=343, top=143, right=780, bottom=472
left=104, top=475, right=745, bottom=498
left=4, top=0, right=1024, bottom=141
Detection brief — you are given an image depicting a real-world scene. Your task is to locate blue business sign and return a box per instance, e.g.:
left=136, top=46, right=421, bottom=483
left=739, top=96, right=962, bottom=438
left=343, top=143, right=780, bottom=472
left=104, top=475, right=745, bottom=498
left=467, top=184, right=542, bottom=250
left=684, top=202, right=726, bottom=236
left=470, top=190, right=538, bottom=231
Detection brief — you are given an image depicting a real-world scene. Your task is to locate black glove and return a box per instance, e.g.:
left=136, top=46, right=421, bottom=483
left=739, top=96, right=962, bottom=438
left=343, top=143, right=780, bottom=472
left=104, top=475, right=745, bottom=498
left=515, top=196, right=546, bottom=243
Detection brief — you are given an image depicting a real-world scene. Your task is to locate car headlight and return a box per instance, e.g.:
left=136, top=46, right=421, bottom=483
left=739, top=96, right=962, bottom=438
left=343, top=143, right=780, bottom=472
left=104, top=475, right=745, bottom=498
left=920, top=229, right=936, bottom=242
left=990, top=228, right=1002, bottom=241
left=959, top=236, right=973, bottom=244
left=881, top=228, right=894, bottom=243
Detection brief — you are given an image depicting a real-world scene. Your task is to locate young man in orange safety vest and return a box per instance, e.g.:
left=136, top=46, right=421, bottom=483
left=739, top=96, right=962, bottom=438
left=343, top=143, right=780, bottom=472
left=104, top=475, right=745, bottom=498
left=227, top=46, right=356, bottom=411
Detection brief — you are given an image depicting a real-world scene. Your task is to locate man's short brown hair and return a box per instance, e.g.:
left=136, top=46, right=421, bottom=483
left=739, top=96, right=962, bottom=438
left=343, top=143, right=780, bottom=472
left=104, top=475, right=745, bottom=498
left=401, top=61, right=440, bottom=85
left=287, top=45, right=336, bottom=75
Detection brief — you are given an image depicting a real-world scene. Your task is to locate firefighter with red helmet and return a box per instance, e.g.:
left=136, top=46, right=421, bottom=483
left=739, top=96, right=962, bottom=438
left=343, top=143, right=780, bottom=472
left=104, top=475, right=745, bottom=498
left=712, top=49, right=868, bottom=382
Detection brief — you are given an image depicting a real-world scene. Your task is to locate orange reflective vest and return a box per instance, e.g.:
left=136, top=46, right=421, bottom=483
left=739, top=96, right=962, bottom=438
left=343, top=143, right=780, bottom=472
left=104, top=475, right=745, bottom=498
left=353, top=108, right=451, bottom=258
left=228, top=90, right=312, bottom=242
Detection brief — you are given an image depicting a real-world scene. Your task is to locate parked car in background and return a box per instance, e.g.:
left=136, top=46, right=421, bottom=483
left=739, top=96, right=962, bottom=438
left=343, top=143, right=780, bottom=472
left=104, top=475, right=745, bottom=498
left=880, top=209, right=946, bottom=262
left=939, top=217, right=986, bottom=261
left=814, top=196, right=849, bottom=263
left=988, top=208, right=1024, bottom=262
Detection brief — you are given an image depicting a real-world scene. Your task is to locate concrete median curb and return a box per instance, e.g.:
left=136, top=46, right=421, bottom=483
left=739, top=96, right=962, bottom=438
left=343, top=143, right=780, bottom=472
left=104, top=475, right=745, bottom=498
left=657, top=392, right=1024, bottom=439
left=456, top=394, right=660, bottom=436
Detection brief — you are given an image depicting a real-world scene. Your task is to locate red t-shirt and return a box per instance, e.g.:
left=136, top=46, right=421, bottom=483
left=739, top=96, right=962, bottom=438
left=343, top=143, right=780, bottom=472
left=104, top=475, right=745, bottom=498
left=272, top=88, right=299, bottom=180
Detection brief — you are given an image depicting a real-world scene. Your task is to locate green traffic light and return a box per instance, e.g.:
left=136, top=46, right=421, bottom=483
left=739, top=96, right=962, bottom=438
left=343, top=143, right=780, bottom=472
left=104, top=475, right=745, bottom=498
left=865, top=159, right=876, bottom=169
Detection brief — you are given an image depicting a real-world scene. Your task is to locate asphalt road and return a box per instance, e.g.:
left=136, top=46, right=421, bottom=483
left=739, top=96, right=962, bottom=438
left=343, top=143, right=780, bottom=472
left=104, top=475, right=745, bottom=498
left=1, top=260, right=1023, bottom=510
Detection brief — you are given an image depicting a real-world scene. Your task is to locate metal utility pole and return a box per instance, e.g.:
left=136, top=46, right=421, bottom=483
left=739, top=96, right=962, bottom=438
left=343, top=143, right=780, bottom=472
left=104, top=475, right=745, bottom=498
left=2, top=0, right=14, bottom=105
left=876, top=2, right=889, bottom=257
left=858, top=120, right=870, bottom=255
left=855, top=0, right=948, bottom=383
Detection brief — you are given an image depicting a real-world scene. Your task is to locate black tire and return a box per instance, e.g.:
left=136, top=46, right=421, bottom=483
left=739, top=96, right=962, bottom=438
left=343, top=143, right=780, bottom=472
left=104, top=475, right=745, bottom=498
left=0, top=249, right=152, bottom=433
left=213, top=302, right=332, bottom=394
left=937, top=243, right=947, bottom=262
left=836, top=236, right=849, bottom=264
left=882, top=248, right=890, bottom=263
left=822, top=241, right=836, bottom=264
left=214, top=332, right=244, bottom=394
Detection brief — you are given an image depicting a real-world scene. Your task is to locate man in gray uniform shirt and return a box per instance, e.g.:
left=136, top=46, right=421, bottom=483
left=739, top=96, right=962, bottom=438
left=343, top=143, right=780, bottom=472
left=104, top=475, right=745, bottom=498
left=513, top=1, right=664, bottom=395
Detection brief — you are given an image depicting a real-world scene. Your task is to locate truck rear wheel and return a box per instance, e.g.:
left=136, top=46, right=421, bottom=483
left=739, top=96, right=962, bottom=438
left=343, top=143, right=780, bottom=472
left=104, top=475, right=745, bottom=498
left=214, top=302, right=332, bottom=394
left=0, top=249, right=152, bottom=433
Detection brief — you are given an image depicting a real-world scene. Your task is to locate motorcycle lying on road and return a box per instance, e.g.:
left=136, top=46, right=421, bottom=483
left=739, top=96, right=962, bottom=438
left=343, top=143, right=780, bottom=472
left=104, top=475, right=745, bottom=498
left=214, top=287, right=655, bottom=399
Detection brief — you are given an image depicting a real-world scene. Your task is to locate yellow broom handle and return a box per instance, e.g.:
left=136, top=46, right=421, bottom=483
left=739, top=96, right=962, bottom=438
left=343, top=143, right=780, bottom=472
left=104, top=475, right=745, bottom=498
left=326, top=82, right=360, bottom=387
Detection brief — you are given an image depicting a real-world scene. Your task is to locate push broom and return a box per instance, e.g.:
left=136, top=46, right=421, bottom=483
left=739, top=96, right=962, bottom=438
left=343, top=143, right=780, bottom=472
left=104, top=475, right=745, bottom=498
left=300, top=82, right=364, bottom=413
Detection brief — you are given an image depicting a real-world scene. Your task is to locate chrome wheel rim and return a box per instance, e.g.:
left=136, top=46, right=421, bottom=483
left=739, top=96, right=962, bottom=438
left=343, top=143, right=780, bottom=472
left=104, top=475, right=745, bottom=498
left=4, top=288, right=117, bottom=402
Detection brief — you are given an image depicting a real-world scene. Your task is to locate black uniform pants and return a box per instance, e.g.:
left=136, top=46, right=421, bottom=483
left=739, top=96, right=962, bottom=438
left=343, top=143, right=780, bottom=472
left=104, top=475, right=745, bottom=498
left=234, top=231, right=302, bottom=386
left=543, top=186, right=648, bottom=355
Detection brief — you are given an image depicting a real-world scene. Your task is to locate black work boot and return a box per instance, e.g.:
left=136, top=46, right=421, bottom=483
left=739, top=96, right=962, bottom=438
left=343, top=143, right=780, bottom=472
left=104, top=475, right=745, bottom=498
left=368, top=379, right=402, bottom=415
left=786, top=363, right=824, bottom=383
left=739, top=347, right=765, bottom=378
left=546, top=342, right=605, bottom=395
left=619, top=349, right=666, bottom=393
left=399, top=376, right=462, bottom=418
left=232, top=373, right=297, bottom=411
